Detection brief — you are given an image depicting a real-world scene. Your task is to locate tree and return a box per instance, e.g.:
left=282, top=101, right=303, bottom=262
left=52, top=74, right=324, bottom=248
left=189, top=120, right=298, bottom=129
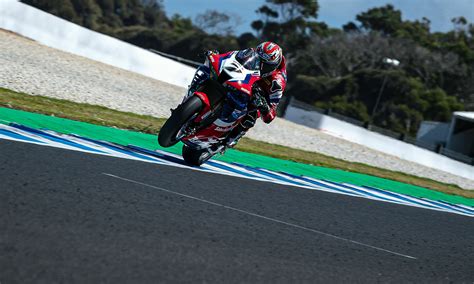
left=194, top=10, right=242, bottom=36
left=356, top=4, right=402, bottom=35
left=251, top=0, right=320, bottom=49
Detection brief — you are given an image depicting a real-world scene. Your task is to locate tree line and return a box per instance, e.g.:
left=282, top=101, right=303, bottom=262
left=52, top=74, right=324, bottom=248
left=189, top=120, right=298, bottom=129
left=22, top=0, right=474, bottom=135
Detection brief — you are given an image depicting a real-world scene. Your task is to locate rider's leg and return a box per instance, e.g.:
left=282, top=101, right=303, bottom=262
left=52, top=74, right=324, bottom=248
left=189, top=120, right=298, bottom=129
left=216, top=91, right=250, bottom=125
left=225, top=109, right=258, bottom=147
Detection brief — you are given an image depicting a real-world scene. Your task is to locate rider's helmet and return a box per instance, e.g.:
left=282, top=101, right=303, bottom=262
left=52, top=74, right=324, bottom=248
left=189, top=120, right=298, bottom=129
left=256, top=41, right=283, bottom=77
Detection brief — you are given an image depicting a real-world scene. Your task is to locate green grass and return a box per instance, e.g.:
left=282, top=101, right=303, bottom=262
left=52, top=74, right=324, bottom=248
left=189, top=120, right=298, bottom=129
left=0, top=88, right=166, bottom=133
left=1, top=87, right=473, bottom=199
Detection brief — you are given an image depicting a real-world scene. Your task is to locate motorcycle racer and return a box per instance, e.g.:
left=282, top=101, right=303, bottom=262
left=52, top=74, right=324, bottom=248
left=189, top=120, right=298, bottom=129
left=186, top=41, right=287, bottom=148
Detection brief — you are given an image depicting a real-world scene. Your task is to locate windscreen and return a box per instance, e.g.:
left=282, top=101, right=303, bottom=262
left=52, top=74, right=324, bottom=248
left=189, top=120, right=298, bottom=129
left=235, top=49, right=261, bottom=71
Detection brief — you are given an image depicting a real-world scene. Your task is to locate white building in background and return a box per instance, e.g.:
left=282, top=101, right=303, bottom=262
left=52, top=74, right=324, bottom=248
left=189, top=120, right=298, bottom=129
left=446, top=112, right=474, bottom=157
left=417, top=112, right=474, bottom=158
left=416, top=121, right=450, bottom=146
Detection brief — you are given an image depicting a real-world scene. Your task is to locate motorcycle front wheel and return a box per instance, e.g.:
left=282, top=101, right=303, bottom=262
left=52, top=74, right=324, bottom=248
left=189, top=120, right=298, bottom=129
left=158, top=96, right=203, bottom=147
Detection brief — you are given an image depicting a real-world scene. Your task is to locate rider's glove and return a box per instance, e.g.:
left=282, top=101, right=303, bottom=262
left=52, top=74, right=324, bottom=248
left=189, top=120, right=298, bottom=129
left=201, top=50, right=219, bottom=58
left=253, top=86, right=270, bottom=115
left=198, top=50, right=219, bottom=59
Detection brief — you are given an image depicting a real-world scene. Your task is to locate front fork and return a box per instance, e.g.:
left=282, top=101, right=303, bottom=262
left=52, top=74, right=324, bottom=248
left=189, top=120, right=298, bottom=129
left=183, top=63, right=211, bottom=103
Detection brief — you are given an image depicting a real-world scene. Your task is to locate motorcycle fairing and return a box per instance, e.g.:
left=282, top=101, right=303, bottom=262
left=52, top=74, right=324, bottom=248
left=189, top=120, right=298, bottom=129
left=182, top=51, right=261, bottom=149
left=210, top=51, right=261, bottom=96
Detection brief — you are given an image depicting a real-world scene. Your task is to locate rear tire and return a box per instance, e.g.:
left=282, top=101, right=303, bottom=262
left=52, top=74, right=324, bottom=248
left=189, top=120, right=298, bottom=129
left=158, top=96, right=203, bottom=147
left=182, top=145, right=212, bottom=166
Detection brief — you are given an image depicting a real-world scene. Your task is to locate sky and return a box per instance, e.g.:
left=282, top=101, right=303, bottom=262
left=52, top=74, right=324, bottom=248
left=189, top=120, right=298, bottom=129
left=162, top=0, right=474, bottom=35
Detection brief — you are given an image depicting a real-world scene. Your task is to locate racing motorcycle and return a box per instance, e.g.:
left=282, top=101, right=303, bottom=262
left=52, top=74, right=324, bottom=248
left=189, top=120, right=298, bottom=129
left=158, top=50, right=264, bottom=166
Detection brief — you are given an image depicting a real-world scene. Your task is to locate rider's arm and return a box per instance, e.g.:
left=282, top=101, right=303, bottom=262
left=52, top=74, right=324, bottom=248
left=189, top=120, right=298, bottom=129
left=261, top=72, right=287, bottom=124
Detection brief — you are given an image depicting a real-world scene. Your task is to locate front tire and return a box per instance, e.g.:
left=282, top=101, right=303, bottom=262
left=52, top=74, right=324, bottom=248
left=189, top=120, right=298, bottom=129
left=158, top=96, right=203, bottom=147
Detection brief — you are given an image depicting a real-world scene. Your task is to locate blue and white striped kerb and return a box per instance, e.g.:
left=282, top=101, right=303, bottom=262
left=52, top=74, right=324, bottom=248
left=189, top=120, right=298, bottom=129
left=1, top=123, right=473, bottom=217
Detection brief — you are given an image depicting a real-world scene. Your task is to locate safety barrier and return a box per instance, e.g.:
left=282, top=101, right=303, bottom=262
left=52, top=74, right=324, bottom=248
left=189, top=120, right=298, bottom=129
left=284, top=99, right=474, bottom=181
left=0, top=0, right=196, bottom=88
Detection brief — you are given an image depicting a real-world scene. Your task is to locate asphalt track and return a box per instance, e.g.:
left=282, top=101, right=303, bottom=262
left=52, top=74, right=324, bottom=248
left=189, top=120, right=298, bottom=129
left=1, top=139, right=474, bottom=283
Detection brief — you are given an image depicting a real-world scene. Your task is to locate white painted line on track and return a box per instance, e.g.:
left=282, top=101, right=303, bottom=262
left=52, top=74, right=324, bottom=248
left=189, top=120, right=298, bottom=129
left=103, top=172, right=418, bottom=260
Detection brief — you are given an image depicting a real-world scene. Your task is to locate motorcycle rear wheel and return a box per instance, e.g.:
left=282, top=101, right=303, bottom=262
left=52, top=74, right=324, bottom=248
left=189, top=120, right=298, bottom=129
left=158, top=96, right=203, bottom=147
left=182, top=145, right=213, bottom=166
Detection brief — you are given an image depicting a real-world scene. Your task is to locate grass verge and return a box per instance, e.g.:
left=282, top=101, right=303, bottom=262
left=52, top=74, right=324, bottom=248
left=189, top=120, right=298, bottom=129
left=0, top=88, right=166, bottom=133
left=1, top=87, right=472, bottom=198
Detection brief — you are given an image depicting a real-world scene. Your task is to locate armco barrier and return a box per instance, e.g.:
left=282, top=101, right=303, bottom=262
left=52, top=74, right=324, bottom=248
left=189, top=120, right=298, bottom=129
left=284, top=103, right=474, bottom=181
left=0, top=0, right=196, bottom=88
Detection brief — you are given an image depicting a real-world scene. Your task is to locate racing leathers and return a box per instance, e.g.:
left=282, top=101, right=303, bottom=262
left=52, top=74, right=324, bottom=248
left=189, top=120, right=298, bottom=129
left=187, top=49, right=287, bottom=147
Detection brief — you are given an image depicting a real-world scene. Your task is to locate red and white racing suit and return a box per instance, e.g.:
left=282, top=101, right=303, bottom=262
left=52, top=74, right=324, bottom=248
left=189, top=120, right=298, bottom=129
left=227, top=54, right=287, bottom=145
left=253, top=56, right=287, bottom=124
left=187, top=49, right=287, bottom=144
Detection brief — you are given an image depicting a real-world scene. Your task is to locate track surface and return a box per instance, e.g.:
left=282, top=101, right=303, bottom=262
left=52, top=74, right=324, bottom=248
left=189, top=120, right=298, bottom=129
left=1, top=140, right=474, bottom=283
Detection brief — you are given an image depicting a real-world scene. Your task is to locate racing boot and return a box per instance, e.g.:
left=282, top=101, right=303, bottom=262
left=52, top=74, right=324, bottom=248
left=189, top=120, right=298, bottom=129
left=226, top=127, right=246, bottom=148
left=224, top=110, right=257, bottom=148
